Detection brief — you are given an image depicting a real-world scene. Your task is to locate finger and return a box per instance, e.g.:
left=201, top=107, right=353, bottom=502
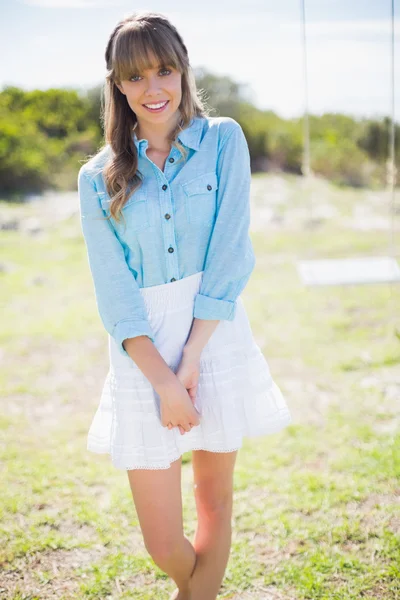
left=178, top=425, right=185, bottom=435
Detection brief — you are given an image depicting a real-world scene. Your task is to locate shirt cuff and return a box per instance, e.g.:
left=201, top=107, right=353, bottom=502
left=193, top=293, right=236, bottom=321
left=113, top=319, right=155, bottom=358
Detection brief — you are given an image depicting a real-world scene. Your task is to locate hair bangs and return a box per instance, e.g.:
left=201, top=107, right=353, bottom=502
left=112, top=23, right=183, bottom=82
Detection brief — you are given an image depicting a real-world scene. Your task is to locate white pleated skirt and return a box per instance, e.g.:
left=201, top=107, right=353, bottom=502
left=87, top=271, right=292, bottom=470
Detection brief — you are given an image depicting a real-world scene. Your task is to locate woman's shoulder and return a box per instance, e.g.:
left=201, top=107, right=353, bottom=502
left=203, top=115, right=241, bottom=135
left=201, top=115, right=244, bottom=148
left=78, top=144, right=112, bottom=183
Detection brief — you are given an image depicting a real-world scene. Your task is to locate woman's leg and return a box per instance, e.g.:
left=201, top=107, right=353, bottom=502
left=187, top=449, right=238, bottom=600
left=127, top=456, right=197, bottom=597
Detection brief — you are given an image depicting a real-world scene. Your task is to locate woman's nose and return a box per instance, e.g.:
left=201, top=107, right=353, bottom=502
left=145, top=76, right=162, bottom=94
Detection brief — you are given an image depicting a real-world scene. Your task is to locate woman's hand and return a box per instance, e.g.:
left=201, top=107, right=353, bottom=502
left=175, top=352, right=201, bottom=407
left=158, top=376, right=200, bottom=436
left=171, top=351, right=201, bottom=435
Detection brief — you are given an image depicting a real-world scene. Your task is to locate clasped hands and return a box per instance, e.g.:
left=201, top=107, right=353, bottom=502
left=159, top=350, right=201, bottom=435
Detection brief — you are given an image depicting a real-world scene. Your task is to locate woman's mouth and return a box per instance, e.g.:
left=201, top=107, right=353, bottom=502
left=142, top=100, right=170, bottom=113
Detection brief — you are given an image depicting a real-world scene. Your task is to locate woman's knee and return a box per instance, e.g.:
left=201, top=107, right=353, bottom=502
left=194, top=481, right=234, bottom=520
left=192, top=450, right=237, bottom=521
left=145, top=533, right=186, bottom=568
left=126, top=458, right=185, bottom=562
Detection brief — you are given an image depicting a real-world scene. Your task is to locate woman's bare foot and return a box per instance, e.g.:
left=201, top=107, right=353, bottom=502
left=169, top=588, right=191, bottom=600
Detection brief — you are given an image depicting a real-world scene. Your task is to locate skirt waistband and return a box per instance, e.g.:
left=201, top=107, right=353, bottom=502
left=139, top=271, right=204, bottom=314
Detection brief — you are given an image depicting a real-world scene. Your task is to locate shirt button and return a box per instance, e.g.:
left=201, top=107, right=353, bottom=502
left=207, top=184, right=212, bottom=190
left=168, top=247, right=174, bottom=253
left=162, top=184, right=168, bottom=190
left=169, top=157, right=174, bottom=163
left=170, top=277, right=176, bottom=282
left=165, top=213, right=171, bottom=220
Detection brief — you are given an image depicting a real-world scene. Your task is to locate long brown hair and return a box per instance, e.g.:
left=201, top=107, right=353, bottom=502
left=94, top=11, right=211, bottom=223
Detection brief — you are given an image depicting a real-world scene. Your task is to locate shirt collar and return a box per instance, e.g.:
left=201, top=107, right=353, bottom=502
left=132, top=116, right=203, bottom=152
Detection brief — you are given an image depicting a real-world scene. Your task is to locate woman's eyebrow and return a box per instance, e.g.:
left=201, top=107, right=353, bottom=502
left=130, top=63, right=169, bottom=75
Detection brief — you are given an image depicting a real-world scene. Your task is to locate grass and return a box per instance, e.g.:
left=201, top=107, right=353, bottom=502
left=0, top=172, right=399, bottom=599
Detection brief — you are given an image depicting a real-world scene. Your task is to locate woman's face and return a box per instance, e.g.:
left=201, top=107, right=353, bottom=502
left=116, top=58, right=182, bottom=130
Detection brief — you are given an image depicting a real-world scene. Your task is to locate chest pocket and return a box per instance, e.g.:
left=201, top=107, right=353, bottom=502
left=181, top=171, right=219, bottom=225
left=99, top=188, right=150, bottom=236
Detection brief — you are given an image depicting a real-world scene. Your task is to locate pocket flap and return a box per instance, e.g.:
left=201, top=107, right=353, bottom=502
left=99, top=188, right=146, bottom=211
left=182, top=171, right=218, bottom=196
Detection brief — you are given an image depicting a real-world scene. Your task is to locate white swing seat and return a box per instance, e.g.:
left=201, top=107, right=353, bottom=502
left=297, top=256, right=400, bottom=286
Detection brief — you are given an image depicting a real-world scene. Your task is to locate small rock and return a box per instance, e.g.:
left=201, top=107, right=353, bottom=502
left=0, top=219, right=19, bottom=230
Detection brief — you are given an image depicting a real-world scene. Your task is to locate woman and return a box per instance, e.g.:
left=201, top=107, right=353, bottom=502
left=78, top=10, right=292, bottom=600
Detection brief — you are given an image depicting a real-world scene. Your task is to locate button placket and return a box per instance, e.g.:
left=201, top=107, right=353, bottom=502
left=160, top=178, right=179, bottom=283
left=139, top=144, right=178, bottom=281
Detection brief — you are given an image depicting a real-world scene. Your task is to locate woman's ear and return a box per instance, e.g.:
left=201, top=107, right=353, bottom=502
left=114, top=81, right=126, bottom=95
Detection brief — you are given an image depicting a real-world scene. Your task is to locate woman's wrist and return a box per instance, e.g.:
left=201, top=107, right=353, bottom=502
left=123, top=335, right=179, bottom=394
left=153, top=373, right=181, bottom=396
left=183, top=317, right=220, bottom=360
left=182, top=343, right=202, bottom=361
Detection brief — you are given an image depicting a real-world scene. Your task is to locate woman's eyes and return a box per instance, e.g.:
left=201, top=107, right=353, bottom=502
left=130, top=68, right=172, bottom=82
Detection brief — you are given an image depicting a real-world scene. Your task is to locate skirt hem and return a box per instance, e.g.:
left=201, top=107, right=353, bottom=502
left=86, top=412, right=292, bottom=471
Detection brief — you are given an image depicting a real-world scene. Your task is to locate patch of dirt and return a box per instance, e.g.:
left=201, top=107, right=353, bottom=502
left=221, top=588, right=297, bottom=600
left=0, top=546, right=106, bottom=599
left=0, top=528, right=155, bottom=599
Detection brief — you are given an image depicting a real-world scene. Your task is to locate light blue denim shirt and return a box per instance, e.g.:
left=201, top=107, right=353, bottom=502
left=78, top=115, right=256, bottom=357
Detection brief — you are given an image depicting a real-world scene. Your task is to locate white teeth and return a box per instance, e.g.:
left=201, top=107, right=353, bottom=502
left=144, top=101, right=168, bottom=109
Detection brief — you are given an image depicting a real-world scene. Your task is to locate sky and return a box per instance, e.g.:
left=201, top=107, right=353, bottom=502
left=0, top=0, right=398, bottom=121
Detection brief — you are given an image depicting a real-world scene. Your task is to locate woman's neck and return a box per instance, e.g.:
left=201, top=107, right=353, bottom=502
left=134, top=113, right=182, bottom=153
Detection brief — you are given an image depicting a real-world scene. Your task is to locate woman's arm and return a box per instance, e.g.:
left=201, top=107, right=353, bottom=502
left=78, top=167, right=155, bottom=358
left=122, top=335, right=177, bottom=392
left=123, top=319, right=220, bottom=394
left=123, top=319, right=219, bottom=389
left=183, top=317, right=220, bottom=360
left=181, top=121, right=255, bottom=361
left=192, top=120, right=256, bottom=322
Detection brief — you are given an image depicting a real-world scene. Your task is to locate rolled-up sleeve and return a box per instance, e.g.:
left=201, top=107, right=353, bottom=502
left=193, top=122, right=256, bottom=321
left=78, top=167, right=154, bottom=357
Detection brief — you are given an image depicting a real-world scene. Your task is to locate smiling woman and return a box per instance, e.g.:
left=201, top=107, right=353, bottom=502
left=116, top=62, right=181, bottom=124
left=77, top=10, right=291, bottom=600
